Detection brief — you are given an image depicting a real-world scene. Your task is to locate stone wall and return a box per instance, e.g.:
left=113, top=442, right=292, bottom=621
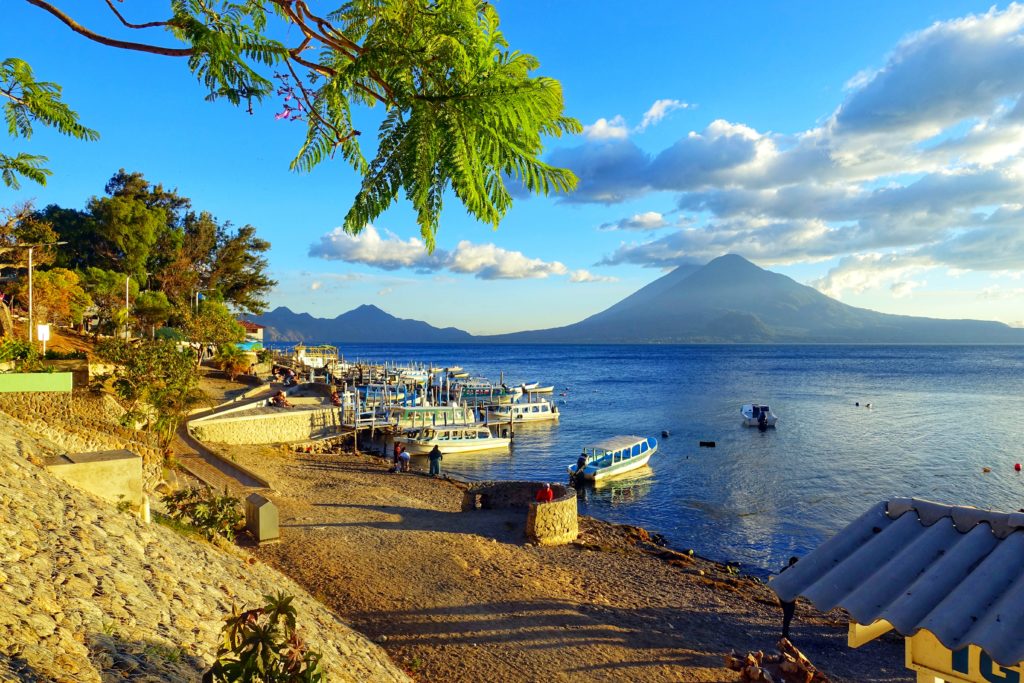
left=188, top=407, right=342, bottom=445
left=0, top=411, right=410, bottom=682
left=0, top=392, right=164, bottom=473
left=461, top=481, right=579, bottom=546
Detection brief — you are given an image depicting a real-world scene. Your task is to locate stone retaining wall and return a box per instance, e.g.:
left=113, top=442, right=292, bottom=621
left=188, top=407, right=341, bottom=445
left=0, top=392, right=163, bottom=470
left=0, top=411, right=410, bottom=682
left=461, top=480, right=579, bottom=546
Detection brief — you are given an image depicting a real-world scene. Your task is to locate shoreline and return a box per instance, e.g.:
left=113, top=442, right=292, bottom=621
left=209, top=438, right=910, bottom=682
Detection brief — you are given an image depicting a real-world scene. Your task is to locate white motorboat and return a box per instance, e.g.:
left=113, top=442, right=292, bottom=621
left=741, top=403, right=778, bottom=427
left=485, top=399, right=559, bottom=423
left=567, top=435, right=657, bottom=482
left=529, top=385, right=555, bottom=394
left=394, top=425, right=511, bottom=454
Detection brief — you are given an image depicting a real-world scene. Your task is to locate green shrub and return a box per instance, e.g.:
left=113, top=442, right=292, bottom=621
left=161, top=487, right=243, bottom=542
left=0, top=338, right=34, bottom=362
left=205, top=593, right=324, bottom=683
left=43, top=349, right=87, bottom=360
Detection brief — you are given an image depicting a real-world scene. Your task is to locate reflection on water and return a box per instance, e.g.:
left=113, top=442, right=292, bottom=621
left=326, top=343, right=1024, bottom=572
left=585, top=466, right=655, bottom=506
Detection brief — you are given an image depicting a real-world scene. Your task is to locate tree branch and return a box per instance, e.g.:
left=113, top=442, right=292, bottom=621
left=103, top=0, right=176, bottom=30
left=25, top=0, right=193, bottom=57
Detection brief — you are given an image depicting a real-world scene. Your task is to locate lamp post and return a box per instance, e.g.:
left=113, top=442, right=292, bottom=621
left=3, top=241, right=67, bottom=344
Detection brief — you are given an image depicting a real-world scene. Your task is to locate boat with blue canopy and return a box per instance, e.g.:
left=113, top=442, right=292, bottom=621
left=567, top=435, right=658, bottom=482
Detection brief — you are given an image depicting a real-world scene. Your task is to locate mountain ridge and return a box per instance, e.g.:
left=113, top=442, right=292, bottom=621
left=250, top=256, right=1024, bottom=344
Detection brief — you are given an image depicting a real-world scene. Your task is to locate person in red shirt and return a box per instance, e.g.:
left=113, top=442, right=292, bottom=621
left=535, top=482, right=554, bottom=503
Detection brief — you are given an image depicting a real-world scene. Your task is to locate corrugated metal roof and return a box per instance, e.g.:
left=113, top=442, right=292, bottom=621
left=769, top=498, right=1024, bottom=667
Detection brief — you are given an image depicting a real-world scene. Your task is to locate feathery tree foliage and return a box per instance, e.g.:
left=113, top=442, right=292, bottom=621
left=0, top=57, right=98, bottom=189
left=22, top=0, right=580, bottom=250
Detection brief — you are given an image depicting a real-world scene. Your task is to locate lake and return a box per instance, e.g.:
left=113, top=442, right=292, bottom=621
left=287, top=343, right=1024, bottom=574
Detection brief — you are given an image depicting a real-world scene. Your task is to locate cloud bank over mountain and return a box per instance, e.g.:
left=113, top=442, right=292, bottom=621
left=555, top=4, right=1024, bottom=299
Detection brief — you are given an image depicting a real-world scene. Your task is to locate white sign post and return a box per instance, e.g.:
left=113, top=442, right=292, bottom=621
left=36, top=324, right=50, bottom=355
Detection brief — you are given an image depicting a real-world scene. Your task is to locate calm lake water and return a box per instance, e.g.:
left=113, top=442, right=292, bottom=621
left=295, top=343, right=1024, bottom=574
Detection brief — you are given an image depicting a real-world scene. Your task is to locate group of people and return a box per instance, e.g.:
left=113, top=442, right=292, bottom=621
left=270, top=390, right=292, bottom=408
left=271, top=367, right=298, bottom=386
left=391, top=443, right=412, bottom=472
left=388, top=443, right=445, bottom=476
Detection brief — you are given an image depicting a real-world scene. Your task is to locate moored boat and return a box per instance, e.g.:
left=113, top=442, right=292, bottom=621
left=741, top=403, right=778, bottom=427
left=485, top=399, right=559, bottom=423
left=387, top=404, right=478, bottom=429
left=394, top=425, right=511, bottom=454
left=567, top=435, right=657, bottom=481
left=454, top=381, right=522, bottom=405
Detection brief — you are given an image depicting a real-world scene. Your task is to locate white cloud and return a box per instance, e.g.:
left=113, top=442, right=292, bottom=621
left=448, top=241, right=568, bottom=280
left=310, top=228, right=577, bottom=282
left=583, top=115, right=629, bottom=140
left=890, top=279, right=925, bottom=298
left=638, top=99, right=691, bottom=131
left=309, top=225, right=446, bottom=272
left=568, top=269, right=618, bottom=283
left=599, top=211, right=671, bottom=231
left=809, top=253, right=934, bottom=300
left=310, top=281, right=322, bottom=291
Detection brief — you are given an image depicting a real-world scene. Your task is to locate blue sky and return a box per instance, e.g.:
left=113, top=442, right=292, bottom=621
left=4, top=1, right=1024, bottom=333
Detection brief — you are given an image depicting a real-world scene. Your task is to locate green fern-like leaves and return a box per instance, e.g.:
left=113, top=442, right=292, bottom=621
left=9, top=1, right=580, bottom=247
left=334, top=0, right=581, bottom=251
left=0, top=57, right=98, bottom=188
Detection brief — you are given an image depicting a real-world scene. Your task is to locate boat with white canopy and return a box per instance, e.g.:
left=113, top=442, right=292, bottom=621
left=567, top=435, right=657, bottom=481
left=485, top=399, right=559, bottom=423
left=394, top=425, right=511, bottom=454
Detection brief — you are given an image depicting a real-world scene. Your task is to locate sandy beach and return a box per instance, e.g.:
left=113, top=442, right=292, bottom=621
left=208, top=438, right=911, bottom=683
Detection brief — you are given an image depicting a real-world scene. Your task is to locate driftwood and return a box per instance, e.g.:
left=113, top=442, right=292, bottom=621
left=724, top=638, right=831, bottom=683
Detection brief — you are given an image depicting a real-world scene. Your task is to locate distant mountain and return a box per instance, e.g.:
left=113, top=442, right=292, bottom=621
left=250, top=304, right=474, bottom=343
left=484, top=254, right=1024, bottom=344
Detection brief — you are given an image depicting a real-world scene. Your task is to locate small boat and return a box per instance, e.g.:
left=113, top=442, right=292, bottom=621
left=526, top=384, right=554, bottom=394
left=394, top=425, right=511, bottom=454
left=741, top=403, right=778, bottom=427
left=485, top=399, right=559, bottom=423
left=568, top=435, right=657, bottom=482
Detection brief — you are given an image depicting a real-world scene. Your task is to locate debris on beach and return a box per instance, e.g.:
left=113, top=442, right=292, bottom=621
left=725, top=638, right=831, bottom=682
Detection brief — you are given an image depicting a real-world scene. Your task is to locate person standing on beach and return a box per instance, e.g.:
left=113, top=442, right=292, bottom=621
left=778, top=556, right=799, bottom=639
left=427, top=445, right=443, bottom=476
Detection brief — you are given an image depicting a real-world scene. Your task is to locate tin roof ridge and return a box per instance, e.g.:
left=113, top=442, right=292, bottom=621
left=886, top=497, right=1024, bottom=539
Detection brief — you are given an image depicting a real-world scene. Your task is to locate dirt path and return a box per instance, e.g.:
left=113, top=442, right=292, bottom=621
left=206, top=443, right=911, bottom=683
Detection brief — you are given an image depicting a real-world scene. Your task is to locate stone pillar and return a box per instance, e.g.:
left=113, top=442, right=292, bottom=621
left=526, top=486, right=578, bottom=545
